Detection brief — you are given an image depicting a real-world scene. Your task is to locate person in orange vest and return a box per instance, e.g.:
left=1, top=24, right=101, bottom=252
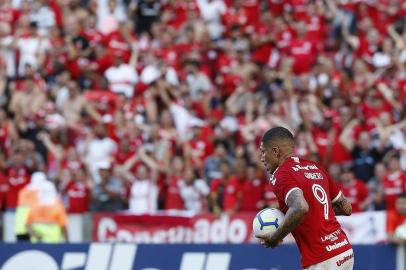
left=26, top=181, right=68, bottom=243
left=14, top=172, right=47, bottom=241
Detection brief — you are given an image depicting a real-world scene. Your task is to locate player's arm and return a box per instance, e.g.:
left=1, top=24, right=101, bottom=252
left=332, top=192, right=352, bottom=216
left=258, top=189, right=309, bottom=248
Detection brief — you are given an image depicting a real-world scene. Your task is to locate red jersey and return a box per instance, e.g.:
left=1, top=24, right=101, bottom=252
left=241, top=177, right=264, bottom=211
left=165, top=176, right=184, bottom=210
left=383, top=171, right=406, bottom=211
left=7, top=167, right=30, bottom=209
left=338, top=180, right=369, bottom=213
left=64, top=181, right=90, bottom=213
left=211, top=176, right=243, bottom=211
left=272, top=157, right=351, bottom=268
left=0, top=170, right=8, bottom=211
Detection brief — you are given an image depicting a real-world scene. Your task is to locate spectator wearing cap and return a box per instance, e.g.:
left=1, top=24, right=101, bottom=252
left=91, top=160, right=125, bottom=212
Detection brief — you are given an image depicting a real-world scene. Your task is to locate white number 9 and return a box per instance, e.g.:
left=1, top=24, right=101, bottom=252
left=312, top=184, right=329, bottom=220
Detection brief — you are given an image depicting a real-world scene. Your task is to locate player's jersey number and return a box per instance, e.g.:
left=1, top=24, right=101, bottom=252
left=312, top=184, right=329, bottom=220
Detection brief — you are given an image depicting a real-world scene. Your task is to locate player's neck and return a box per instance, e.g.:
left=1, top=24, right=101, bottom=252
left=278, top=152, right=296, bottom=166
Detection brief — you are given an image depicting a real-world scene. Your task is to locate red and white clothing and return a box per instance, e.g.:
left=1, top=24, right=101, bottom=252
left=383, top=171, right=406, bottom=211
left=338, top=180, right=369, bottom=213
left=179, top=179, right=209, bottom=213
left=16, top=34, right=50, bottom=76
left=211, top=176, right=243, bottom=211
left=289, top=38, right=317, bottom=74
left=63, top=181, right=90, bottom=213
left=272, top=157, right=352, bottom=269
left=104, top=64, right=138, bottom=98
left=0, top=170, right=8, bottom=211
left=129, top=179, right=158, bottom=214
left=7, top=167, right=30, bottom=209
left=165, top=176, right=184, bottom=210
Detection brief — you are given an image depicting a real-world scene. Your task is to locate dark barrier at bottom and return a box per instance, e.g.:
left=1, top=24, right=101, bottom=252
left=0, top=243, right=397, bottom=270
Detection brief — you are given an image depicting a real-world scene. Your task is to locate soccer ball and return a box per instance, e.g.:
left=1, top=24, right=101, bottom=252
left=252, top=208, right=285, bottom=237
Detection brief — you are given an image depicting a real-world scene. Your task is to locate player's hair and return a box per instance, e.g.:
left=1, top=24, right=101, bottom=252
left=398, top=192, right=406, bottom=199
left=262, top=126, right=294, bottom=147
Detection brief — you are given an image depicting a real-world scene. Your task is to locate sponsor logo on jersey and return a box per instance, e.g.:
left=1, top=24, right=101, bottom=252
left=304, top=172, right=324, bottom=180
left=326, top=239, right=348, bottom=252
left=336, top=252, right=354, bottom=266
left=321, top=229, right=341, bottom=242
left=291, top=164, right=318, bottom=172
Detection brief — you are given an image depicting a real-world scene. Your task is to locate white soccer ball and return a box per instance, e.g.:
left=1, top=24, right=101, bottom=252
left=252, top=208, right=285, bottom=237
left=395, top=224, right=406, bottom=239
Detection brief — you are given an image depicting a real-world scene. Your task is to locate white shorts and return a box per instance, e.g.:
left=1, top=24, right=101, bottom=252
left=304, top=249, right=354, bottom=270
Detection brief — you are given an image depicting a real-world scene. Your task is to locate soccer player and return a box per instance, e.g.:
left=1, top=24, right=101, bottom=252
left=258, top=127, right=354, bottom=270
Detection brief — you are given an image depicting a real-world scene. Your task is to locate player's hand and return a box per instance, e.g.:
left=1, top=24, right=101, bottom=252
left=256, top=235, right=283, bottom=249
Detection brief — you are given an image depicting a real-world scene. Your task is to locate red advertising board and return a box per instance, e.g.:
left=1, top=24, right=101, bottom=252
left=93, top=212, right=258, bottom=243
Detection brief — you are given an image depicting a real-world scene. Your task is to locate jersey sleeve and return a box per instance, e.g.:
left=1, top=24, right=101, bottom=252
left=324, top=169, right=342, bottom=203
left=273, top=170, right=301, bottom=205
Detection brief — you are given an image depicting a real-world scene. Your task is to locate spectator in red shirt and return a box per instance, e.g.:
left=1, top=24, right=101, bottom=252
left=7, top=149, right=31, bottom=209
left=209, top=160, right=243, bottom=215
left=62, top=166, right=91, bottom=213
left=0, top=153, right=8, bottom=212
left=388, top=192, right=406, bottom=244
left=382, top=153, right=406, bottom=211
left=164, top=156, right=185, bottom=210
left=241, top=163, right=265, bottom=211
left=288, top=21, right=317, bottom=74
left=338, top=167, right=370, bottom=213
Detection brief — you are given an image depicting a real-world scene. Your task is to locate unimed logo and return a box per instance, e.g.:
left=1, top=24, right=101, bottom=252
left=0, top=244, right=232, bottom=270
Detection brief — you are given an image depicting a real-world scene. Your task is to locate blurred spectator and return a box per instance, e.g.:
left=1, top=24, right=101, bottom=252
left=0, top=153, right=8, bottom=212
left=84, top=124, right=117, bottom=183
left=204, top=141, right=232, bottom=182
left=0, top=0, right=404, bottom=221
left=209, top=160, right=243, bottom=215
left=61, top=166, right=91, bottom=214
left=340, top=121, right=387, bottom=182
left=338, top=167, right=370, bottom=213
left=127, top=147, right=160, bottom=214
left=130, top=0, right=162, bottom=34
left=390, top=192, right=406, bottom=244
left=241, top=163, right=266, bottom=212
left=179, top=167, right=209, bottom=214
left=6, top=148, right=31, bottom=209
left=91, top=161, right=125, bottom=211
left=382, top=153, right=406, bottom=212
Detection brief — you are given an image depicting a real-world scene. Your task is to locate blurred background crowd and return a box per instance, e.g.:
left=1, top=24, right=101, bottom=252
left=0, top=0, right=405, bottom=238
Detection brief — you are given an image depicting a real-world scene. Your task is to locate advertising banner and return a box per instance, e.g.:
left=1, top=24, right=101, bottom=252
left=0, top=243, right=397, bottom=270
left=93, top=211, right=387, bottom=244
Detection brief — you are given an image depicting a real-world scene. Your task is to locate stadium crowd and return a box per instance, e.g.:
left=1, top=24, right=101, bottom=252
left=0, top=0, right=405, bottom=237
